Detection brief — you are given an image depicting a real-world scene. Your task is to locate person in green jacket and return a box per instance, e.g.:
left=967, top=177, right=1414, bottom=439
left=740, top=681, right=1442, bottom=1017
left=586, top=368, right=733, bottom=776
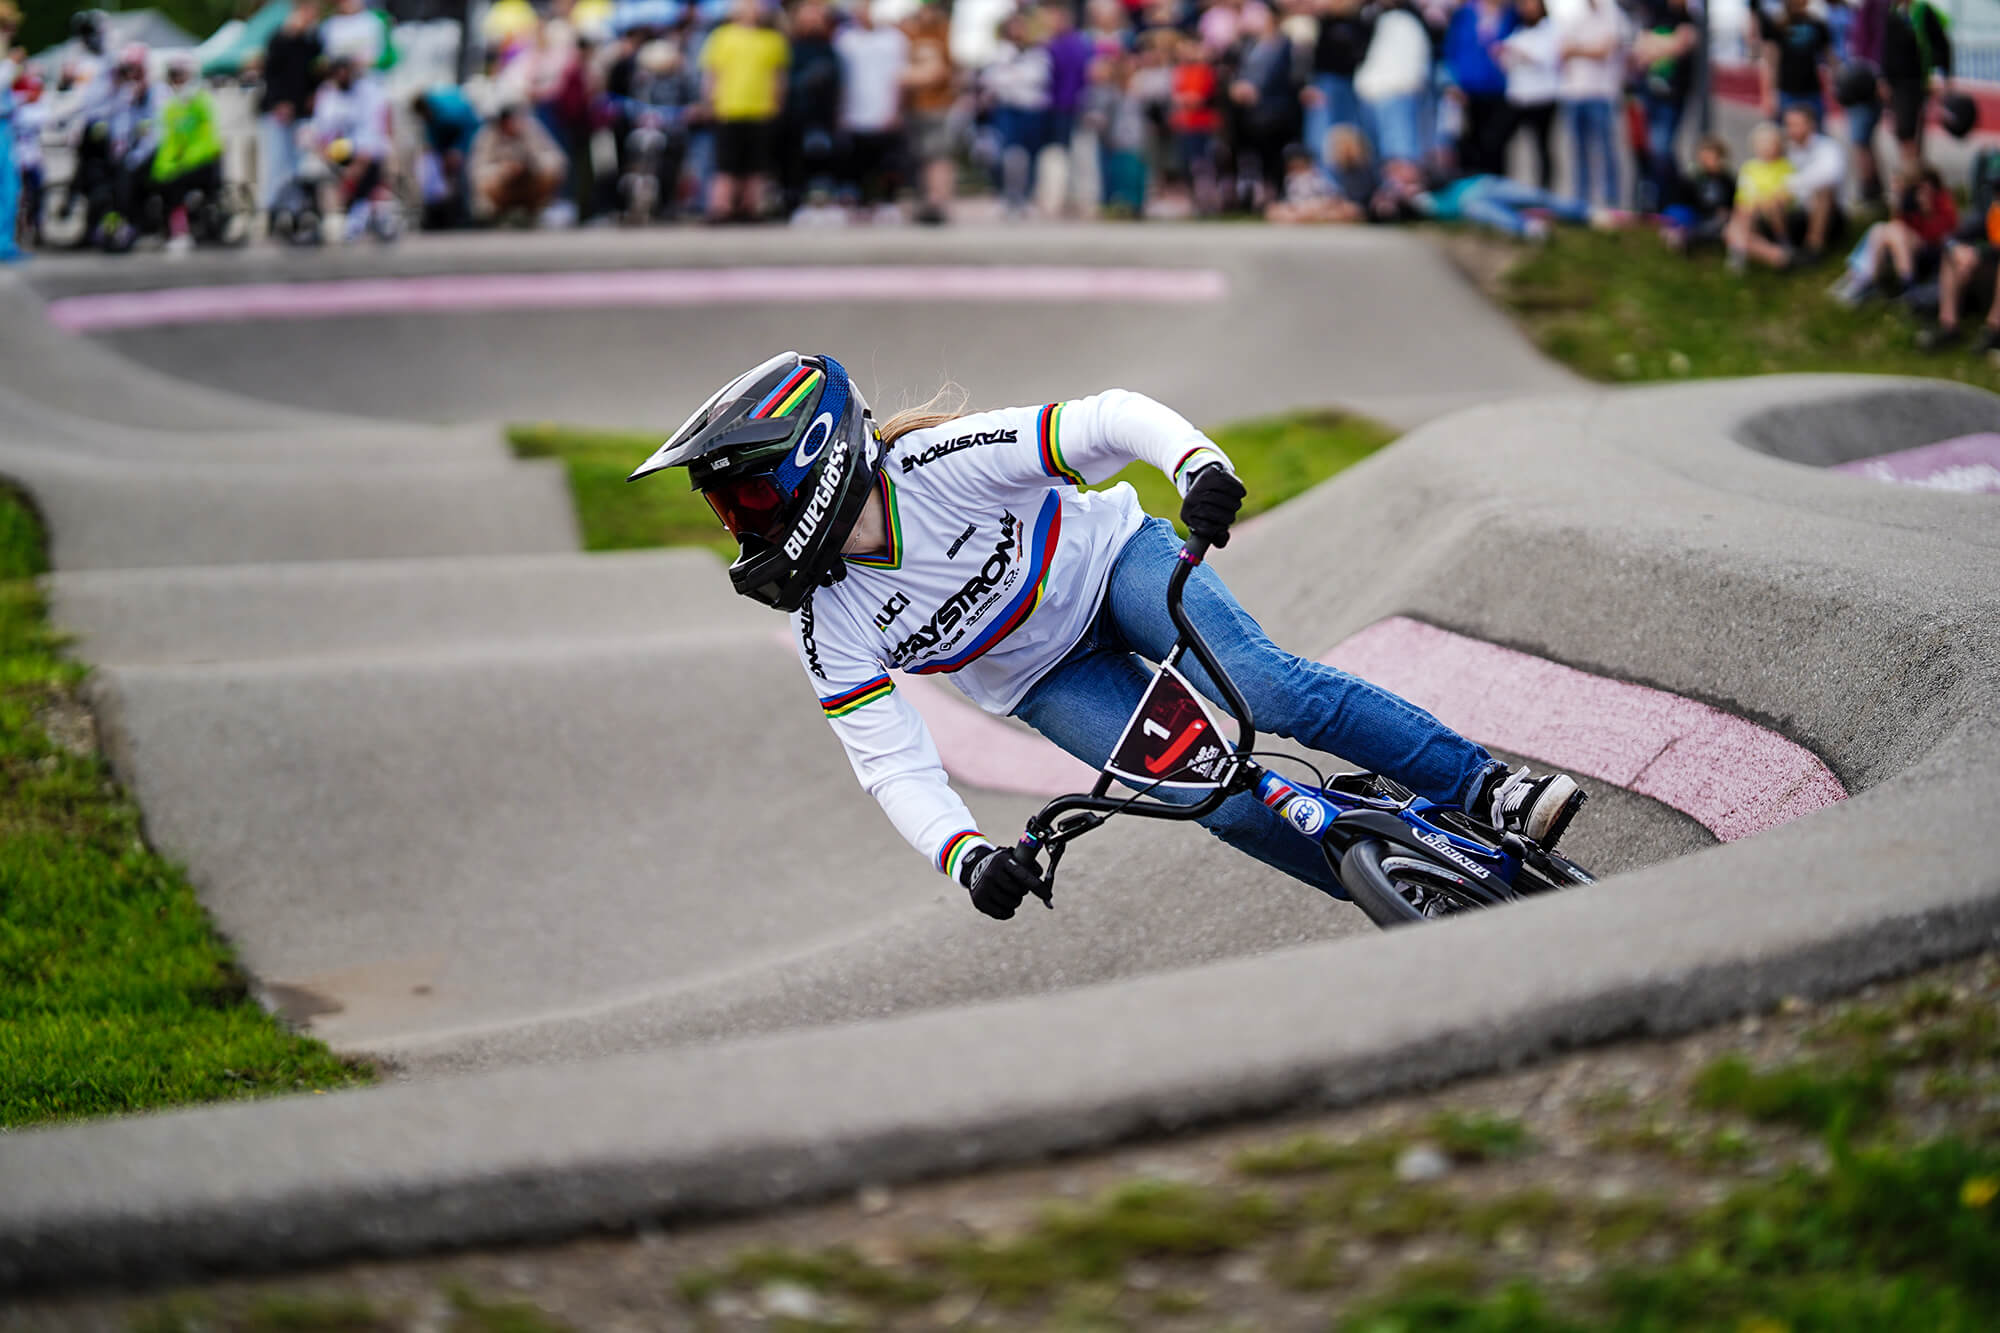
left=152, top=51, right=224, bottom=254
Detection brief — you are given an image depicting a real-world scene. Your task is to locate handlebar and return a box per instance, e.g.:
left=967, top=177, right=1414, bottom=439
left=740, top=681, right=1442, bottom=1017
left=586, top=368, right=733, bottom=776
left=1012, top=533, right=1260, bottom=897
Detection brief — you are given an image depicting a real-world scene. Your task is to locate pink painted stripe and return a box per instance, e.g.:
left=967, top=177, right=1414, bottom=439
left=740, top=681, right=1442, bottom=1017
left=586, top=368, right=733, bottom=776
left=44, top=267, right=1230, bottom=333
left=1832, top=434, right=2000, bottom=495
left=1321, top=617, right=1846, bottom=842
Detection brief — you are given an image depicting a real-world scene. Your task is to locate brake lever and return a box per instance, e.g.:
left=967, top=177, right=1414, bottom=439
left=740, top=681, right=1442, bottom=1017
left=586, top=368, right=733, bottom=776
left=1012, top=835, right=1060, bottom=909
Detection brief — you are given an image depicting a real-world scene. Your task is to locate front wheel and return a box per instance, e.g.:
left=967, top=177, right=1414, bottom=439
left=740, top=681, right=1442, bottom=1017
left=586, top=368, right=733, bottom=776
left=1338, top=840, right=1482, bottom=929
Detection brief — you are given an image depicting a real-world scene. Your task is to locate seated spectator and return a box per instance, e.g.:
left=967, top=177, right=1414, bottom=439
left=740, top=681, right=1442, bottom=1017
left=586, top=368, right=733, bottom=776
left=1266, top=143, right=1358, bottom=222
left=470, top=100, right=568, bottom=224
left=1831, top=165, right=1956, bottom=304
left=411, top=86, right=485, bottom=229
left=1916, top=223, right=2000, bottom=352
left=151, top=52, right=224, bottom=256
left=1372, top=159, right=1612, bottom=240
left=1661, top=134, right=1734, bottom=253
left=1726, top=121, right=1796, bottom=271
left=309, top=53, right=399, bottom=242
left=1780, top=101, right=1847, bottom=260
left=1328, top=123, right=1379, bottom=208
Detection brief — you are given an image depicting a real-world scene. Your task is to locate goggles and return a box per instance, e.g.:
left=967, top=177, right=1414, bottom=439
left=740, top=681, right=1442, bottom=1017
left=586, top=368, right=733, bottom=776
left=702, top=472, right=791, bottom=543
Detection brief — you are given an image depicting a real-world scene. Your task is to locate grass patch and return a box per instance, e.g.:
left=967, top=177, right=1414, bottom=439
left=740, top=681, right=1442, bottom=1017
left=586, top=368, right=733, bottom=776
left=0, top=484, right=368, bottom=1127
left=1494, top=227, right=2000, bottom=390
left=1690, top=1054, right=1891, bottom=1134
left=507, top=408, right=1396, bottom=553
left=1429, top=1111, right=1535, bottom=1163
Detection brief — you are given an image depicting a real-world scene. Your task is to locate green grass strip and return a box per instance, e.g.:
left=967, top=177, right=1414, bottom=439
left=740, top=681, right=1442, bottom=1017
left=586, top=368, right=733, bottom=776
left=0, top=485, right=369, bottom=1128
left=1498, top=228, right=2000, bottom=391
left=508, top=407, right=1396, bottom=554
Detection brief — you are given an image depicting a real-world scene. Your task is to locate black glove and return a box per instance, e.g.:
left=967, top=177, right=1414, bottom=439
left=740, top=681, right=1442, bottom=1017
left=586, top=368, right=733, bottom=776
left=962, top=844, right=1043, bottom=920
left=1181, top=466, right=1246, bottom=548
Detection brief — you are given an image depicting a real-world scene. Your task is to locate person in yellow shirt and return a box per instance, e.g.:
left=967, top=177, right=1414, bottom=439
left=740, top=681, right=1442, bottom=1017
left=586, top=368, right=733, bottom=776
left=1725, top=122, right=1795, bottom=272
left=700, top=0, right=789, bottom=219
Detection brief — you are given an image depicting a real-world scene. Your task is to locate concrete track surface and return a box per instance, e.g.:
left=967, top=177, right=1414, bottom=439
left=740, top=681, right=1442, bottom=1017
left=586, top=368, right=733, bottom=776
left=1, top=232, right=1996, bottom=1288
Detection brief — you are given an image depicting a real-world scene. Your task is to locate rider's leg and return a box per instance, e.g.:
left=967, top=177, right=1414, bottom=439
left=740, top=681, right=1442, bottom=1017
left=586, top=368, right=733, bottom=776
left=1012, top=623, right=1349, bottom=898
left=1101, top=517, right=1498, bottom=810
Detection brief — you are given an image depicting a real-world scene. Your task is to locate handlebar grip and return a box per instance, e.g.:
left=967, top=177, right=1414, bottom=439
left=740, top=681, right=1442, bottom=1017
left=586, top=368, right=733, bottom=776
left=1012, top=837, right=1054, bottom=907
left=1181, top=534, right=1212, bottom=566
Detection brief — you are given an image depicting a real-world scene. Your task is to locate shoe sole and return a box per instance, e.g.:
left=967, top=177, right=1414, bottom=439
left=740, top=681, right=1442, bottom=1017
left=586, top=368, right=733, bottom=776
left=1528, top=776, right=1586, bottom=849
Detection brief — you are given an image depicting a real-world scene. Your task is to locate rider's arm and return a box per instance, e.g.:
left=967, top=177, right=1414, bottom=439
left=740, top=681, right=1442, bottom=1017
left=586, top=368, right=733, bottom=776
left=794, top=603, right=993, bottom=886
left=921, top=389, right=1234, bottom=501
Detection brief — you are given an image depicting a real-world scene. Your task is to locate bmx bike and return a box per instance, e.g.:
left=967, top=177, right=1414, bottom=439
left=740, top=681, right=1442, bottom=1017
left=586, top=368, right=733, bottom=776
left=1006, top=534, right=1595, bottom=928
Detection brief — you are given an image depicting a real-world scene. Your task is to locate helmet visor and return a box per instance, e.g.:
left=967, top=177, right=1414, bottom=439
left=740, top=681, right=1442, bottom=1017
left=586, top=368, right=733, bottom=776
left=703, top=473, right=791, bottom=542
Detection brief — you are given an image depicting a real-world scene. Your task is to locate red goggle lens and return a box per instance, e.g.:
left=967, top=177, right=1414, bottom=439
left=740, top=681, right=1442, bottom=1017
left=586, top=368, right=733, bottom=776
left=704, top=474, right=790, bottom=541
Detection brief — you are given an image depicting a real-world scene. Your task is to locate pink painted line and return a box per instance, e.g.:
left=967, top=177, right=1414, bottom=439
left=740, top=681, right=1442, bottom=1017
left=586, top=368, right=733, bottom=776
left=44, top=266, right=1230, bottom=333
left=1322, top=617, right=1846, bottom=842
left=1832, top=434, right=2000, bottom=495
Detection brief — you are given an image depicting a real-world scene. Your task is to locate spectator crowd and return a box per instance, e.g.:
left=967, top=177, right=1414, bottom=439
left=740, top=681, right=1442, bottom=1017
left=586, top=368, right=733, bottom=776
left=0, top=0, right=1987, bottom=350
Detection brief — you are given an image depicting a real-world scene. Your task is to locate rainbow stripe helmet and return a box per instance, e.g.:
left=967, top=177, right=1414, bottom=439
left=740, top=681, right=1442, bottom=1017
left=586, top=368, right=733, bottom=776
left=628, top=352, right=882, bottom=612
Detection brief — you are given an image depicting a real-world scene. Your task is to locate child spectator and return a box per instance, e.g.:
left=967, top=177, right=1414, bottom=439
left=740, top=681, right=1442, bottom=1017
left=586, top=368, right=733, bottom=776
left=1328, top=122, right=1379, bottom=208
left=152, top=52, right=224, bottom=255
left=1661, top=134, right=1733, bottom=253
left=1084, top=54, right=1149, bottom=216
left=1833, top=164, right=1955, bottom=303
left=1500, top=0, right=1560, bottom=191
left=1726, top=121, right=1795, bottom=271
left=309, top=52, right=397, bottom=241
left=11, top=70, right=43, bottom=251
left=1380, top=158, right=1610, bottom=239
left=1266, top=142, right=1356, bottom=222
left=1169, top=32, right=1221, bottom=213
left=700, top=0, right=789, bottom=221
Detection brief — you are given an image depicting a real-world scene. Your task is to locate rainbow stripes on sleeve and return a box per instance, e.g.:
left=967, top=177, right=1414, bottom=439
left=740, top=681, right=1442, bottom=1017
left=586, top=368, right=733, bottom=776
left=937, top=829, right=987, bottom=881
left=1037, top=402, right=1084, bottom=487
left=819, top=675, right=894, bottom=719
left=1171, top=444, right=1229, bottom=491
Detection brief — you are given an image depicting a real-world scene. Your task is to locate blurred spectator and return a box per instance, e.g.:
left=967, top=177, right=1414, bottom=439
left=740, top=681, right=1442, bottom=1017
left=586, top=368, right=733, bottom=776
left=1842, top=0, right=1888, bottom=204
left=471, top=100, right=568, bottom=222
left=412, top=85, right=484, bottom=228
left=1229, top=1, right=1298, bottom=202
left=1632, top=0, right=1697, bottom=213
left=1442, top=0, right=1516, bottom=179
left=1085, top=0, right=1134, bottom=58
left=309, top=53, right=398, bottom=241
left=1355, top=0, right=1430, bottom=169
left=1782, top=99, right=1847, bottom=258
left=1661, top=134, right=1734, bottom=253
left=1266, top=141, right=1356, bottom=221
left=900, top=3, right=957, bottom=224
left=700, top=0, right=789, bottom=220
left=1328, top=122, right=1379, bottom=205
left=1084, top=52, right=1150, bottom=215
left=12, top=68, right=43, bottom=251
left=983, top=12, right=1051, bottom=217
left=89, top=44, right=161, bottom=250
left=1499, top=0, right=1558, bottom=190
left=1726, top=120, right=1794, bottom=270
left=836, top=0, right=908, bottom=213
left=1043, top=1, right=1094, bottom=215
left=1832, top=163, right=1953, bottom=303
left=1169, top=31, right=1222, bottom=212
left=0, top=2, right=17, bottom=263
left=785, top=0, right=841, bottom=212
left=1303, top=0, right=1371, bottom=173
left=321, top=0, right=391, bottom=71
left=152, top=52, right=223, bottom=255
left=612, top=38, right=696, bottom=220
left=258, top=0, right=323, bottom=232
left=527, top=4, right=588, bottom=221
left=1881, top=0, right=1951, bottom=173
left=1556, top=0, right=1626, bottom=207
left=1759, top=0, right=1833, bottom=124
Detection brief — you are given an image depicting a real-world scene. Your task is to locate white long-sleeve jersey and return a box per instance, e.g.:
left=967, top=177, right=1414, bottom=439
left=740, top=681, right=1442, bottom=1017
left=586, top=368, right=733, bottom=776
left=789, top=390, right=1232, bottom=884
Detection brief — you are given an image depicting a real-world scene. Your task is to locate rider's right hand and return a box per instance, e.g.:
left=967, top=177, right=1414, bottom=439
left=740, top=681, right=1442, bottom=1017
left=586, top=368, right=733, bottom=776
left=962, top=845, right=1043, bottom=920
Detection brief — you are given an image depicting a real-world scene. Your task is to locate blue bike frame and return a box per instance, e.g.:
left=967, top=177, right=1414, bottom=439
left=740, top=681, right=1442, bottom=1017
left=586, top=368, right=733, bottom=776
left=1010, top=535, right=1538, bottom=908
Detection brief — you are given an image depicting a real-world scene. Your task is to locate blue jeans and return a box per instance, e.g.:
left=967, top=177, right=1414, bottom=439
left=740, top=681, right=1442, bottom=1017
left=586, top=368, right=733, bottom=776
left=1012, top=518, right=1497, bottom=900
left=1638, top=94, right=1684, bottom=213
left=257, top=112, right=303, bottom=213
left=1458, top=176, right=1591, bottom=238
left=1564, top=98, right=1618, bottom=207
left=1305, top=74, right=1362, bottom=169
left=993, top=106, right=1049, bottom=209
left=1366, top=92, right=1425, bottom=165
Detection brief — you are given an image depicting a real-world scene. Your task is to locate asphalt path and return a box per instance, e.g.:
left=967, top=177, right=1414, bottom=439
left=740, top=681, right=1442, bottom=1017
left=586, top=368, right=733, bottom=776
left=2, top=230, right=1996, bottom=1287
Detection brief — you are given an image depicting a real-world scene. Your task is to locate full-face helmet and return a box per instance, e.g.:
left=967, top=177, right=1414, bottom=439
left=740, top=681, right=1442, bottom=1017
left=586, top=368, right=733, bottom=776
left=628, top=352, right=883, bottom=611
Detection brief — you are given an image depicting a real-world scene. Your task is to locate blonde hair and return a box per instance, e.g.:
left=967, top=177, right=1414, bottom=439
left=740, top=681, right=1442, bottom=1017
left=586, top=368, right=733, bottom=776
left=878, top=383, right=970, bottom=446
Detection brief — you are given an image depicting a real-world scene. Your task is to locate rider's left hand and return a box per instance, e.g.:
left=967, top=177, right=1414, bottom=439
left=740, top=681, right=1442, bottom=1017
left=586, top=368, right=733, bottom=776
left=1182, top=466, right=1247, bottom=548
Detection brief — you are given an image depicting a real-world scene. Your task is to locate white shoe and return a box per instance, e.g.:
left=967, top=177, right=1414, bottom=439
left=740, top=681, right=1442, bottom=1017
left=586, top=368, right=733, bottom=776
left=1479, top=765, right=1586, bottom=848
